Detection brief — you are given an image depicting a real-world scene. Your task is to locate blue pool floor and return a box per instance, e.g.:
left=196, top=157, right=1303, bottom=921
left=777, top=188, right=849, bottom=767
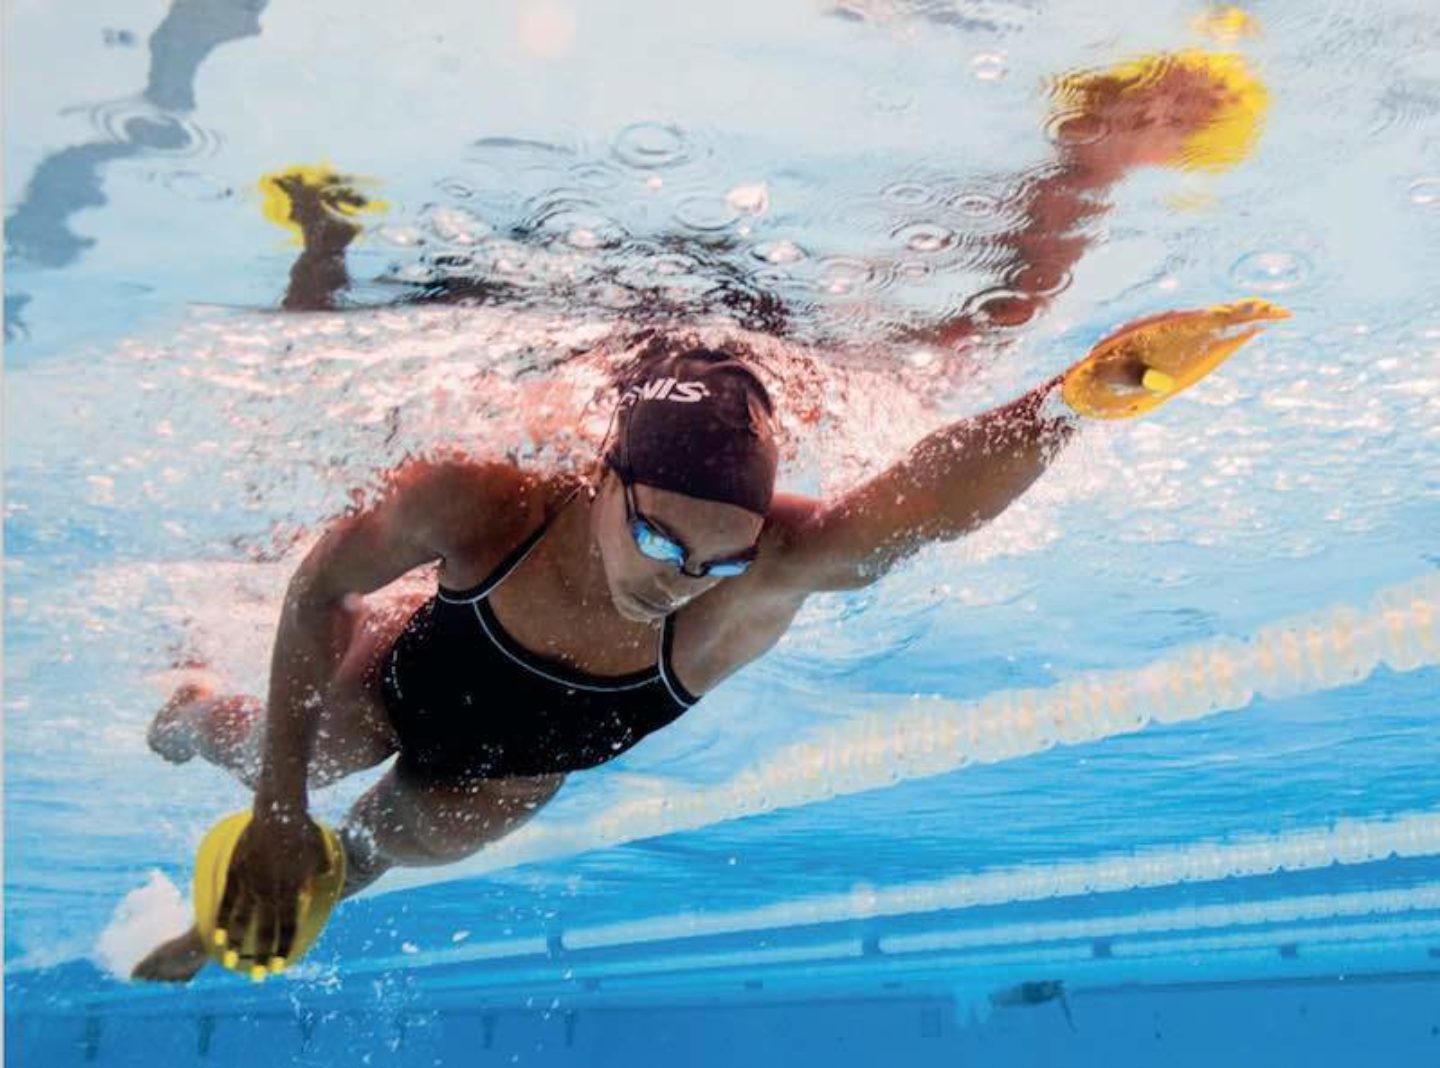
left=9, top=972, right=1440, bottom=1067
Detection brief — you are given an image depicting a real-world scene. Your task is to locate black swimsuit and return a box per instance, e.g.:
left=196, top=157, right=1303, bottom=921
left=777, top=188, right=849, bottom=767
left=379, top=498, right=700, bottom=784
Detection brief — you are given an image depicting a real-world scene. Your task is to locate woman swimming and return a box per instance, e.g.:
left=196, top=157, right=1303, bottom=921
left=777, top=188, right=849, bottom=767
left=134, top=50, right=1284, bottom=981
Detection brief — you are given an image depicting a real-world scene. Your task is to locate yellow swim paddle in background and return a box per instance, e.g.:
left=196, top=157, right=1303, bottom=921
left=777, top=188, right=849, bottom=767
left=1063, top=298, right=1290, bottom=420
left=193, top=811, right=346, bottom=981
left=258, top=163, right=386, bottom=245
left=1190, top=6, right=1262, bottom=45
left=1049, top=48, right=1269, bottom=173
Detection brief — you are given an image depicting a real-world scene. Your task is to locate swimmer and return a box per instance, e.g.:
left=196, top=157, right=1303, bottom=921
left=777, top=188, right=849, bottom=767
left=134, top=50, right=1283, bottom=982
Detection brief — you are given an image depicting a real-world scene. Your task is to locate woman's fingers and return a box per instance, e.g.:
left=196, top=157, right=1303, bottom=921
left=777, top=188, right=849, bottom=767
left=252, top=891, right=276, bottom=961
left=217, top=884, right=253, bottom=968
left=206, top=817, right=335, bottom=975
left=276, top=902, right=299, bottom=964
left=217, top=880, right=256, bottom=950
left=215, top=866, right=242, bottom=941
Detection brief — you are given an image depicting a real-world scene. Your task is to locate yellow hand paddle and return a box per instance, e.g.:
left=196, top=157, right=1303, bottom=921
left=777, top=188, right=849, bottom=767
left=257, top=163, right=386, bottom=243
left=193, top=811, right=346, bottom=980
left=1062, top=298, right=1290, bottom=420
left=1049, top=49, right=1270, bottom=173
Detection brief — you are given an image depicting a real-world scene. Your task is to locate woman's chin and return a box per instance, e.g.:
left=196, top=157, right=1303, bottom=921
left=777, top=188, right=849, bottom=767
left=615, top=593, right=664, bottom=624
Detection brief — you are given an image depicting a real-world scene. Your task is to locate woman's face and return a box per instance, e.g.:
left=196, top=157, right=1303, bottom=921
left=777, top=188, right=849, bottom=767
left=592, top=472, right=766, bottom=624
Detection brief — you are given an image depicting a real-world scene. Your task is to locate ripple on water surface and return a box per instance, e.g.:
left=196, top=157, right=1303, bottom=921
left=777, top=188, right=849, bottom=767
left=893, top=221, right=957, bottom=254
left=881, top=181, right=937, bottom=209
left=159, top=170, right=232, bottom=202
left=78, top=99, right=222, bottom=158
left=1407, top=178, right=1440, bottom=206
left=1228, top=250, right=1314, bottom=294
left=673, top=194, right=740, bottom=233
left=612, top=122, right=693, bottom=170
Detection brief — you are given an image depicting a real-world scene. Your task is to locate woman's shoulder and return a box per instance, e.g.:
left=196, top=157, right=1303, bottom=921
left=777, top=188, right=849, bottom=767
left=385, top=452, right=576, bottom=554
left=392, top=450, right=581, bottom=499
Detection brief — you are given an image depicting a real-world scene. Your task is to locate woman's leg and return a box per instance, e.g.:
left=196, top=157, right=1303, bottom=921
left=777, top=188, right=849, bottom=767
left=130, top=766, right=564, bottom=982
left=338, top=769, right=566, bottom=897
left=147, top=592, right=423, bottom=789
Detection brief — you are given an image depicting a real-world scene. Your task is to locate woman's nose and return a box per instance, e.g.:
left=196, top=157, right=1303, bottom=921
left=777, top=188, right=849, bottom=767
left=658, top=572, right=704, bottom=598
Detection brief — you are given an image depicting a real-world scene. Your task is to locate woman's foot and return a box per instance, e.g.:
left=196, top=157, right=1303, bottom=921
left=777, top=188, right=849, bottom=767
left=146, top=681, right=213, bottom=764
left=131, top=927, right=210, bottom=983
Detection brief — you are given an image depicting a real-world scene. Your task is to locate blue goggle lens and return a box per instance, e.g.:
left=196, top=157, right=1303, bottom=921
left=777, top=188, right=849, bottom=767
left=703, top=559, right=751, bottom=578
left=629, top=519, right=753, bottom=578
left=631, top=520, right=686, bottom=565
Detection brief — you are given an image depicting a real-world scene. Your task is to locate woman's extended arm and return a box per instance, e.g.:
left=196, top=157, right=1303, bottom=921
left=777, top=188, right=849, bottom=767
left=228, top=459, right=520, bottom=965
left=912, top=50, right=1259, bottom=352
left=770, top=377, right=1073, bottom=593
left=255, top=469, right=442, bottom=815
left=768, top=295, right=1287, bottom=596
left=911, top=160, right=1120, bottom=352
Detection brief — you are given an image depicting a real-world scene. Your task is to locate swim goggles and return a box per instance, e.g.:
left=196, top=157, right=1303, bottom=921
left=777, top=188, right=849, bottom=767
left=623, top=480, right=757, bottom=579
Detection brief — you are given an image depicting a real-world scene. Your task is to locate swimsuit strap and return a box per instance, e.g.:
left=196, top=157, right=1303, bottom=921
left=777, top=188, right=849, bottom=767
left=437, top=485, right=583, bottom=604
left=657, top=613, right=699, bottom=707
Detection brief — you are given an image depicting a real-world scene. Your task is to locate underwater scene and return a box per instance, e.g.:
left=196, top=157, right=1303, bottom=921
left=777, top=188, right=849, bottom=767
left=5, top=0, right=1439, bottom=1064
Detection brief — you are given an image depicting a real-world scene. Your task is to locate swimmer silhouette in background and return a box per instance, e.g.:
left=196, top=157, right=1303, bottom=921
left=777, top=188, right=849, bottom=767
left=134, top=50, right=1287, bottom=982
left=990, top=979, right=1077, bottom=1032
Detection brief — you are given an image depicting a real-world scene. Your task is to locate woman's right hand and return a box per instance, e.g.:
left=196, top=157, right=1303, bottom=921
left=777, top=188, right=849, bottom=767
left=1051, top=51, right=1266, bottom=177
left=1060, top=299, right=1289, bottom=420
left=214, top=807, right=332, bottom=968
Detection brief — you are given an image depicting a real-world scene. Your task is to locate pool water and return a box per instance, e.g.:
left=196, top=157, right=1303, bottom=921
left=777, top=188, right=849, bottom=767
left=5, top=0, right=1440, bottom=1064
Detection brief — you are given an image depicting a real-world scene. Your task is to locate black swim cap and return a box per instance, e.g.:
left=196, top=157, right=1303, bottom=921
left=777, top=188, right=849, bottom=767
left=605, top=339, right=778, bottom=516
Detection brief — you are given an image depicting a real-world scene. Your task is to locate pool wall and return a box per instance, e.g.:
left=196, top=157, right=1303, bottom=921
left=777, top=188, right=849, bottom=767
left=8, top=973, right=1439, bottom=1067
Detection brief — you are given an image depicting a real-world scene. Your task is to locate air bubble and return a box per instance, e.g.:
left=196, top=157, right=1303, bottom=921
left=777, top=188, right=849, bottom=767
left=436, top=177, right=474, bottom=199
left=1005, top=262, right=1071, bottom=299
left=613, top=122, right=691, bottom=170
left=963, top=287, right=1035, bottom=328
left=571, top=163, right=620, bottom=190
left=894, top=222, right=956, bottom=254
left=1408, top=178, right=1440, bottom=207
left=881, top=182, right=935, bottom=207
left=1229, top=250, right=1313, bottom=293
left=379, top=227, right=426, bottom=247
left=675, top=194, right=739, bottom=232
left=726, top=182, right=770, bottom=215
left=817, top=258, right=872, bottom=295
left=528, top=194, right=627, bottom=250
left=1043, top=109, right=1107, bottom=149
left=947, top=191, right=1002, bottom=218
left=566, top=224, right=618, bottom=250
left=752, top=240, right=806, bottom=265
left=425, top=206, right=490, bottom=246
left=970, top=52, right=1007, bottom=81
